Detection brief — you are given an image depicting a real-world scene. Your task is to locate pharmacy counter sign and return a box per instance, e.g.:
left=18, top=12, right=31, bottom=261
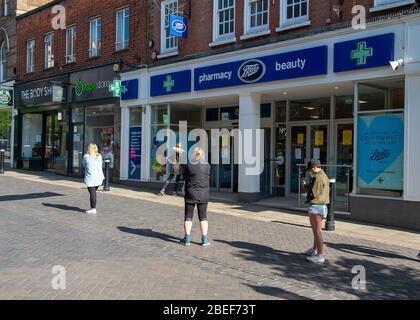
left=357, top=114, right=404, bottom=190
left=334, top=33, right=395, bottom=72
left=194, top=46, right=328, bottom=91
left=150, top=70, right=191, bottom=97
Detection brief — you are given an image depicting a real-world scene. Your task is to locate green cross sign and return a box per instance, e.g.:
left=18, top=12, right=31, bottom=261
left=351, top=41, right=373, bottom=66
left=377, top=177, right=384, bottom=184
left=163, top=75, right=175, bottom=93
left=109, top=80, right=127, bottom=98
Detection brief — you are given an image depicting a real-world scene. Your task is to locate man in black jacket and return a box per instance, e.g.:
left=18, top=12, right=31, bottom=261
left=180, top=147, right=211, bottom=247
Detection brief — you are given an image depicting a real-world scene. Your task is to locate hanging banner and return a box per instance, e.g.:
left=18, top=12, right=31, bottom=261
left=129, top=127, right=142, bottom=180
left=169, top=14, right=188, bottom=38
left=357, top=114, right=404, bottom=190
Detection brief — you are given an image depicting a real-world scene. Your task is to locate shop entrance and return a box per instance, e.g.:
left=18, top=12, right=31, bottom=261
left=44, top=111, right=68, bottom=173
left=289, top=123, right=329, bottom=194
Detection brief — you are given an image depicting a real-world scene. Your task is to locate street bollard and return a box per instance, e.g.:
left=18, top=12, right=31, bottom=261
left=325, top=178, right=336, bottom=231
left=0, top=149, right=5, bottom=175
left=103, top=159, right=111, bottom=192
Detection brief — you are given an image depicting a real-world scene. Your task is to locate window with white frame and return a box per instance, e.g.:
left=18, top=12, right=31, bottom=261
left=44, top=33, right=54, bottom=69
left=89, top=18, right=102, bottom=57
left=245, top=0, right=269, bottom=34
left=281, top=0, right=309, bottom=27
left=374, top=0, right=413, bottom=7
left=3, top=0, right=9, bottom=16
left=161, top=0, right=178, bottom=54
left=0, top=41, right=6, bottom=82
left=26, top=40, right=35, bottom=73
left=214, top=0, right=235, bottom=41
left=65, top=26, right=76, bottom=63
left=116, top=8, right=129, bottom=51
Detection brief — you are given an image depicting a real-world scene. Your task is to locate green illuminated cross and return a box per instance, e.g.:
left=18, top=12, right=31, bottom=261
left=163, top=75, right=175, bottom=92
left=377, top=177, right=384, bottom=184
left=351, top=41, right=373, bottom=66
left=109, top=80, right=127, bottom=98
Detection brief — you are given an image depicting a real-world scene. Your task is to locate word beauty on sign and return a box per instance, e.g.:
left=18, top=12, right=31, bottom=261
left=169, top=14, right=188, bottom=38
left=194, top=46, right=327, bottom=91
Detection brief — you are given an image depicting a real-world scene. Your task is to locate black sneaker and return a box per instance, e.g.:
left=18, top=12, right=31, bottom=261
left=180, top=235, right=191, bottom=246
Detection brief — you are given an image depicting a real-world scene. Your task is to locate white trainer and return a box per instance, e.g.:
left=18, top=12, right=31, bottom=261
left=86, top=209, right=97, bottom=214
left=304, top=247, right=317, bottom=256
left=306, top=254, right=326, bottom=264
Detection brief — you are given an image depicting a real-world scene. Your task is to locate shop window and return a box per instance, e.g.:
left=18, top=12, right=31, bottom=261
left=0, top=107, right=11, bottom=160
left=220, top=106, right=239, bottom=120
left=356, top=78, right=405, bottom=198
left=150, top=105, right=168, bottom=181
left=85, top=105, right=115, bottom=168
left=274, top=124, right=287, bottom=193
left=129, top=107, right=142, bottom=127
left=260, top=103, right=271, bottom=118
left=206, top=108, right=219, bottom=122
left=289, top=98, right=330, bottom=121
left=21, top=113, right=43, bottom=159
left=335, top=96, right=354, bottom=119
left=129, top=107, right=142, bottom=180
left=275, top=101, right=287, bottom=122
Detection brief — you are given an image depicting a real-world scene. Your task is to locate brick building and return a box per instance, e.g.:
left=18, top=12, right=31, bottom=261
left=13, top=0, right=148, bottom=179
left=119, top=0, right=420, bottom=231
left=0, top=0, right=53, bottom=166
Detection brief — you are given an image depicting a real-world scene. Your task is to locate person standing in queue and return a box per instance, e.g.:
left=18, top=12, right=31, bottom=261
left=301, top=159, right=330, bottom=264
left=82, top=143, right=105, bottom=215
left=180, top=147, right=211, bottom=247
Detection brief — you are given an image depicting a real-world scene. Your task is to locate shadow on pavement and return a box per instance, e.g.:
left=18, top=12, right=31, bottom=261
left=117, top=227, right=181, bottom=244
left=42, top=203, right=86, bottom=213
left=215, top=239, right=420, bottom=300
left=0, top=192, right=65, bottom=202
left=271, top=220, right=312, bottom=229
left=245, top=284, right=311, bottom=300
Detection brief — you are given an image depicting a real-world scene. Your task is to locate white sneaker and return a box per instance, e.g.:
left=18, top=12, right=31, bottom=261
left=86, top=209, right=97, bottom=214
left=306, top=254, right=326, bottom=264
left=304, top=247, right=317, bottom=256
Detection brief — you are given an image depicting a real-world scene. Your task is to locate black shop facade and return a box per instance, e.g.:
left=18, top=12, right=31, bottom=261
left=14, top=64, right=121, bottom=178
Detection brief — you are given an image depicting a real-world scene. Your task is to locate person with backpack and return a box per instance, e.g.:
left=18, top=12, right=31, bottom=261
left=301, top=159, right=330, bottom=264
left=180, top=147, right=211, bottom=247
left=82, top=143, right=105, bottom=215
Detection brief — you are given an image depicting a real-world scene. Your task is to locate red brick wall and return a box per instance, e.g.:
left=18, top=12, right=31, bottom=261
left=149, top=0, right=412, bottom=64
left=16, top=0, right=148, bottom=82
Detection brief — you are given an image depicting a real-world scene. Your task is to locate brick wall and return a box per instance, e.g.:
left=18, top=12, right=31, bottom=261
left=148, top=0, right=415, bottom=65
left=16, top=0, right=148, bottom=82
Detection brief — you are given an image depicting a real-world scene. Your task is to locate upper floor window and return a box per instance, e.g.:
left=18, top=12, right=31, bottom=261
left=66, top=25, right=76, bottom=63
left=0, top=41, right=6, bottom=82
left=116, top=8, right=129, bottom=51
left=213, top=0, right=235, bottom=41
left=280, top=0, right=309, bottom=27
left=245, top=0, right=269, bottom=34
left=26, top=40, right=35, bottom=73
left=161, top=0, right=178, bottom=54
left=3, top=0, right=9, bottom=16
left=44, top=33, right=54, bottom=69
left=89, top=18, right=102, bottom=57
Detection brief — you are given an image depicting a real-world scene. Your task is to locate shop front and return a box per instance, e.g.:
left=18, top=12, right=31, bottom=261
left=120, top=16, right=420, bottom=230
left=69, top=64, right=121, bottom=179
left=15, top=76, right=68, bottom=173
left=0, top=83, right=14, bottom=167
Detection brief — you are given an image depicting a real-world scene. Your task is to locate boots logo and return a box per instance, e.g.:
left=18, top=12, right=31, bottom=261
left=172, top=19, right=187, bottom=33
left=238, top=59, right=266, bottom=83
left=369, top=149, right=390, bottom=161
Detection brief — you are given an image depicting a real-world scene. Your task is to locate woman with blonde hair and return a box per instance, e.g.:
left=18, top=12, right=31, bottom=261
left=82, top=143, right=105, bottom=214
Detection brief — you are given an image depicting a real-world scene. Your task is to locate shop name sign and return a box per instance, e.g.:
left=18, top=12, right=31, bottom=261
left=0, top=88, right=12, bottom=106
left=16, top=76, right=68, bottom=107
left=334, top=33, right=395, bottom=72
left=75, top=79, right=111, bottom=96
left=194, top=46, right=328, bottom=91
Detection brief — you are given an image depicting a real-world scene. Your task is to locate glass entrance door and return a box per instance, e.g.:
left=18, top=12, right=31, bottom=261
left=289, top=123, right=329, bottom=194
left=336, top=123, right=354, bottom=199
left=45, top=112, right=68, bottom=173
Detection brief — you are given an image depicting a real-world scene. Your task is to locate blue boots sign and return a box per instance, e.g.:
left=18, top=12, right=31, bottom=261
left=357, top=114, right=404, bottom=190
left=194, top=46, right=328, bottom=91
left=334, top=33, right=395, bottom=72
left=170, top=15, right=188, bottom=38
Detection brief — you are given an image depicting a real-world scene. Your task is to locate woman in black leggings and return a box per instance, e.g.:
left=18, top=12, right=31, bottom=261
left=180, top=147, right=211, bottom=247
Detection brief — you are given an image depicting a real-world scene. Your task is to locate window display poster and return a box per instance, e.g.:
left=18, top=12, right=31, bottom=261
left=100, top=128, right=114, bottom=167
left=129, top=127, right=142, bottom=180
left=313, top=148, right=320, bottom=160
left=297, top=133, right=304, bottom=145
left=343, top=130, right=353, bottom=145
left=357, top=114, right=404, bottom=190
left=295, top=148, right=302, bottom=160
left=315, top=131, right=324, bottom=146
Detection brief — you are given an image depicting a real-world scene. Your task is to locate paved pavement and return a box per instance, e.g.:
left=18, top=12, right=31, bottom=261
left=0, top=172, right=419, bottom=300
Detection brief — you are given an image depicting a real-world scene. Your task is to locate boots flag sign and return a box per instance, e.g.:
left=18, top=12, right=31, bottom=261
left=170, top=15, right=188, bottom=38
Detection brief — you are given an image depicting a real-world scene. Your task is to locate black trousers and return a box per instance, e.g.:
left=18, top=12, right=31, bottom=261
left=163, top=174, right=183, bottom=192
left=87, top=186, right=99, bottom=209
left=184, top=202, right=208, bottom=222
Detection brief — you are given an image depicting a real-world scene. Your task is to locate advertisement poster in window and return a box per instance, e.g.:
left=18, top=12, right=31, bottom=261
left=129, top=127, right=141, bottom=180
left=100, top=128, right=114, bottom=167
left=357, top=114, right=404, bottom=190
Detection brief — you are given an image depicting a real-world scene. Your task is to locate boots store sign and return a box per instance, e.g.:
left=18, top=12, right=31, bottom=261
left=15, top=76, right=67, bottom=108
left=70, top=65, right=118, bottom=102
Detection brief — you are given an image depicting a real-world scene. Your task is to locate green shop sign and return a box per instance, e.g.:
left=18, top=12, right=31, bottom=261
left=75, top=78, right=111, bottom=97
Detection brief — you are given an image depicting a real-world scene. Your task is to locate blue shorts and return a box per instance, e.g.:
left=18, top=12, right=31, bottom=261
left=308, top=204, right=328, bottom=219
